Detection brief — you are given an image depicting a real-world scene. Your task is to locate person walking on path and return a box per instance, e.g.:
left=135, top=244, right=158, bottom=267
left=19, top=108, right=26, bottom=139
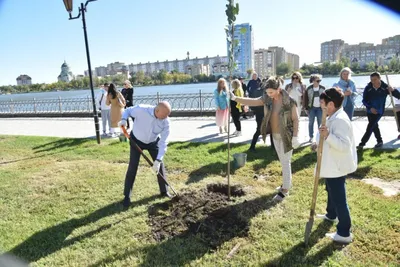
left=248, top=79, right=266, bottom=151
left=357, top=72, right=400, bottom=149
left=239, top=77, right=249, bottom=119
left=285, top=71, right=306, bottom=117
left=96, top=83, right=111, bottom=136
left=119, top=102, right=172, bottom=207
left=333, top=67, right=357, bottom=120
left=121, top=80, right=134, bottom=129
left=230, top=76, right=300, bottom=201
left=230, top=79, right=244, bottom=136
left=106, top=83, right=126, bottom=138
left=214, top=78, right=230, bottom=134
left=313, top=87, right=357, bottom=244
left=303, top=74, right=325, bottom=142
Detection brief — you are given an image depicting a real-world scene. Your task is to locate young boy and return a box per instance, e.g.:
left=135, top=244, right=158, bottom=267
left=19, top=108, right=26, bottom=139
left=314, top=87, right=357, bottom=243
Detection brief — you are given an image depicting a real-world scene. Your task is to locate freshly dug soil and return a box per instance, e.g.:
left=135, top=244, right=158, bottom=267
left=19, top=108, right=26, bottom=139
left=148, top=183, right=251, bottom=248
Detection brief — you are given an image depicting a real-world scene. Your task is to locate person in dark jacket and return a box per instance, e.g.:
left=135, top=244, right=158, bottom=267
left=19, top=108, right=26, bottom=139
left=248, top=80, right=265, bottom=151
left=358, top=72, right=400, bottom=149
left=239, top=77, right=249, bottom=119
left=121, top=80, right=134, bottom=129
left=247, top=72, right=261, bottom=96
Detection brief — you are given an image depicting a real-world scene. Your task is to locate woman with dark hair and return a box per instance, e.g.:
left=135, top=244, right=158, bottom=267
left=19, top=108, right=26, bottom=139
left=121, top=80, right=134, bottom=129
left=303, top=74, right=326, bottom=142
left=106, top=83, right=126, bottom=137
left=230, top=76, right=300, bottom=202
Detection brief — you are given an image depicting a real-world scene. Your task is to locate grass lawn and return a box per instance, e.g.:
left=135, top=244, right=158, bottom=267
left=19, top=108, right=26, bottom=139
left=0, top=135, right=399, bottom=267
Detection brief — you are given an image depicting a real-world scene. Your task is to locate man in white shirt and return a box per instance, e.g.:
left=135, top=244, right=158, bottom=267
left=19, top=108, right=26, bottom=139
left=118, top=101, right=172, bottom=207
left=313, top=87, right=357, bottom=244
left=96, top=83, right=111, bottom=136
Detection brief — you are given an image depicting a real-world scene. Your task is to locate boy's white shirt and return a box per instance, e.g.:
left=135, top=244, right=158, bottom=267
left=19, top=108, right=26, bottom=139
left=316, top=107, right=357, bottom=178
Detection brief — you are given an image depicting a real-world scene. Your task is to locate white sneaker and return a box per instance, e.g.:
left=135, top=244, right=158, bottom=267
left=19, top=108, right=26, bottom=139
left=316, top=214, right=339, bottom=223
left=236, top=131, right=242, bottom=136
left=219, top=127, right=223, bottom=134
left=309, top=138, right=313, bottom=143
left=325, top=232, right=353, bottom=243
left=232, top=130, right=238, bottom=136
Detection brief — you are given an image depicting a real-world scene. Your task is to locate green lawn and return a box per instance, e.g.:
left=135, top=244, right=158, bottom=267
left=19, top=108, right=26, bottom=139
left=0, top=135, right=399, bottom=267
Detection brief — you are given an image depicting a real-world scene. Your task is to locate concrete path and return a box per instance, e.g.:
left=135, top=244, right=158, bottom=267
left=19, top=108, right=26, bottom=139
left=0, top=116, right=399, bottom=149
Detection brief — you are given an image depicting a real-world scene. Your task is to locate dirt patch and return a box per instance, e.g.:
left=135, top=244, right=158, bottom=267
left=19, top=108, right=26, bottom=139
left=148, top=183, right=275, bottom=249
left=206, top=183, right=246, bottom=197
left=362, top=178, right=400, bottom=197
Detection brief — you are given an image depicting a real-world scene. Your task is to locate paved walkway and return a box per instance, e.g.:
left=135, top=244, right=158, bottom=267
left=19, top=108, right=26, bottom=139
left=0, top=116, right=399, bottom=149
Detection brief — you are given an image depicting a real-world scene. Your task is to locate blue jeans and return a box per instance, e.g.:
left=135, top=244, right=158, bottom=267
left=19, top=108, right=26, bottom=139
left=344, top=99, right=354, bottom=121
left=325, top=177, right=352, bottom=237
left=308, top=107, right=322, bottom=139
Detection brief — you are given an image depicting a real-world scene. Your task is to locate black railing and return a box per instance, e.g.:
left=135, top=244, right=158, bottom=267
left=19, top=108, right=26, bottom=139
left=0, top=90, right=396, bottom=118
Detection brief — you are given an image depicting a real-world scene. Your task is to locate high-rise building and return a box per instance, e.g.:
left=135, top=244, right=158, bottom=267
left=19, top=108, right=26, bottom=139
left=254, top=49, right=275, bottom=77
left=320, top=39, right=345, bottom=62
left=266, top=46, right=299, bottom=74
left=95, top=66, right=107, bottom=77
left=16, top=74, right=32, bottom=85
left=107, top=62, right=125, bottom=75
left=227, top=23, right=254, bottom=75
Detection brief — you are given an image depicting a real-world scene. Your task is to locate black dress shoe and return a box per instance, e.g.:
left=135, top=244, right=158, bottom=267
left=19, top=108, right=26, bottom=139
left=160, top=192, right=173, bottom=199
left=122, top=197, right=131, bottom=208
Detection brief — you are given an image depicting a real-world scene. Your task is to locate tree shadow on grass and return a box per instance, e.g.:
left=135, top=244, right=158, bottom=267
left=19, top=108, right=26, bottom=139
left=0, top=148, right=76, bottom=165
left=8, top=195, right=158, bottom=263
left=90, top=193, right=278, bottom=267
left=263, top=221, right=345, bottom=267
left=32, top=138, right=91, bottom=153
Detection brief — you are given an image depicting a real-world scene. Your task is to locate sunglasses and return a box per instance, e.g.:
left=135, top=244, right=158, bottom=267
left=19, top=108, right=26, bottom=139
left=315, top=80, right=321, bottom=83
left=292, top=76, right=298, bottom=79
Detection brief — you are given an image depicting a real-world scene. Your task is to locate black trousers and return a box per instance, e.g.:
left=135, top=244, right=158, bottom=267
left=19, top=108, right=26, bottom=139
left=123, top=134, right=168, bottom=198
left=250, top=111, right=264, bottom=149
left=360, top=113, right=383, bottom=145
left=230, top=101, right=241, bottom=131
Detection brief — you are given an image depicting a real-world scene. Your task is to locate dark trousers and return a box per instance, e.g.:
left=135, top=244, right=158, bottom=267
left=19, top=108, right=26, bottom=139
left=397, top=111, right=400, bottom=132
left=231, top=102, right=241, bottom=131
left=360, top=113, right=382, bottom=145
left=325, top=177, right=351, bottom=237
left=123, top=134, right=168, bottom=198
left=250, top=111, right=264, bottom=149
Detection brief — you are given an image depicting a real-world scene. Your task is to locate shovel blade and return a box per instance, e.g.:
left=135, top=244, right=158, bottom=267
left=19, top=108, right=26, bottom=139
left=304, top=219, right=314, bottom=245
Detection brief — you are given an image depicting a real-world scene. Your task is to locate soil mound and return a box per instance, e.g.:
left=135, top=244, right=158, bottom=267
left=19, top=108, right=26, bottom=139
left=148, top=184, right=248, bottom=247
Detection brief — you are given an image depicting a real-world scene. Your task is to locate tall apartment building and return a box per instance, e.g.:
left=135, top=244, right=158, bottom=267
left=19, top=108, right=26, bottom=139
left=321, top=35, right=400, bottom=67
left=227, top=23, right=254, bottom=75
left=16, top=74, right=32, bottom=85
left=95, top=66, right=108, bottom=77
left=107, top=62, right=125, bottom=75
left=254, top=49, right=275, bottom=77
left=267, top=46, right=300, bottom=73
left=127, top=55, right=228, bottom=76
left=320, top=39, right=345, bottom=62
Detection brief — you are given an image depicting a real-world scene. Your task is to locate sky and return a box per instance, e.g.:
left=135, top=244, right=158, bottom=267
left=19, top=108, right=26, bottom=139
left=0, top=0, right=399, bottom=85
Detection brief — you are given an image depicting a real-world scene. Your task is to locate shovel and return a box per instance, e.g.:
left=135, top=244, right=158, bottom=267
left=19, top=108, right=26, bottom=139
left=121, top=126, right=179, bottom=197
left=304, top=107, right=327, bottom=245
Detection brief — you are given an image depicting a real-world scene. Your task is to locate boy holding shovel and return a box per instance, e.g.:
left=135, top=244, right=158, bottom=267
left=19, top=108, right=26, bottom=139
left=312, top=87, right=357, bottom=243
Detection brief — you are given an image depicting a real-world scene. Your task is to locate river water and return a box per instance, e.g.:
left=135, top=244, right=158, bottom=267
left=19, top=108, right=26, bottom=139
left=1, top=74, right=399, bottom=101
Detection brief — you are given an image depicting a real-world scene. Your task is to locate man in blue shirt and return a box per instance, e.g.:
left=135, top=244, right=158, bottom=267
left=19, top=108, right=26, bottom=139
left=118, top=101, right=171, bottom=207
left=358, top=72, right=400, bottom=149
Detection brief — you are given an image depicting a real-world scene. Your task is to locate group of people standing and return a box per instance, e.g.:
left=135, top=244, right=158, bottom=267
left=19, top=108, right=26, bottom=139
left=216, top=70, right=399, bottom=244
left=96, top=80, right=134, bottom=137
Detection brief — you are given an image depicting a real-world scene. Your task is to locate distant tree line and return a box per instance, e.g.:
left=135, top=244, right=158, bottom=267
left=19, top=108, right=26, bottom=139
left=276, top=57, right=400, bottom=77
left=0, top=71, right=221, bottom=94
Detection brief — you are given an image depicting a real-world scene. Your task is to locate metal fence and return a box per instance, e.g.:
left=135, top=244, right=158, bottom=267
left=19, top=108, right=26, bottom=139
left=0, top=90, right=396, bottom=118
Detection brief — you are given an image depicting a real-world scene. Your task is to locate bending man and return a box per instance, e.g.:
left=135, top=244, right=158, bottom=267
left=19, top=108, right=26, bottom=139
left=119, top=101, right=172, bottom=207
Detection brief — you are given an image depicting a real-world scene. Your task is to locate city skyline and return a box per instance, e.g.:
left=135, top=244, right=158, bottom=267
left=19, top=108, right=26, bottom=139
left=0, top=0, right=399, bottom=85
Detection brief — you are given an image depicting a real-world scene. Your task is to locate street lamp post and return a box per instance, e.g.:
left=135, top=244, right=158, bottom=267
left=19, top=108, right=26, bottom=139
left=63, top=0, right=101, bottom=144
